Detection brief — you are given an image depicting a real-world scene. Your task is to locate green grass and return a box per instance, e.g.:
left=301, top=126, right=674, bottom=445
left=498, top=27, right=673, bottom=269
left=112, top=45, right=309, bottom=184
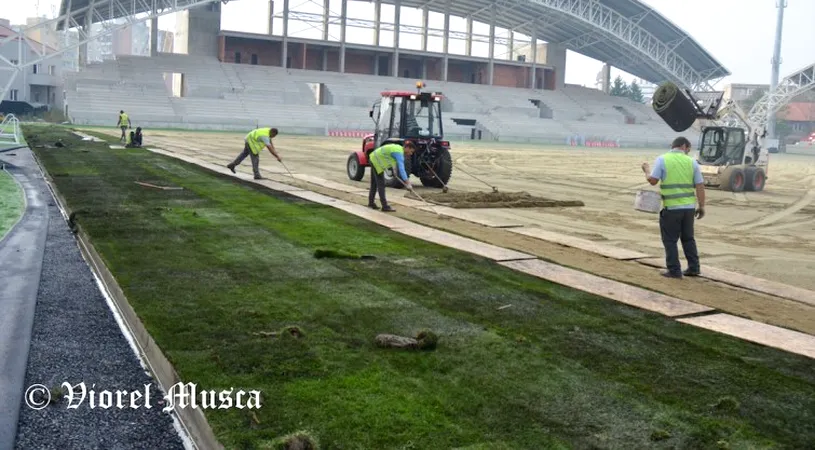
left=24, top=124, right=815, bottom=449
left=0, top=167, right=24, bottom=240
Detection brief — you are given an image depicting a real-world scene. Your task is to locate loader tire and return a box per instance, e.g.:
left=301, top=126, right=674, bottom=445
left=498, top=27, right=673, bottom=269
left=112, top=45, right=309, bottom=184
left=726, top=167, right=745, bottom=192
left=420, top=148, right=453, bottom=188
left=745, top=167, right=766, bottom=192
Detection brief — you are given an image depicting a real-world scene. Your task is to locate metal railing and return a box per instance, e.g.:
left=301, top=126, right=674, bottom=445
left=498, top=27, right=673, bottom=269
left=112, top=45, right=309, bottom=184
left=0, top=114, right=22, bottom=146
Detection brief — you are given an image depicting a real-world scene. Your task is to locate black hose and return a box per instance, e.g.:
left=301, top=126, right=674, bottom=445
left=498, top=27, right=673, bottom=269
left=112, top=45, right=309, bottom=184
left=652, top=82, right=679, bottom=114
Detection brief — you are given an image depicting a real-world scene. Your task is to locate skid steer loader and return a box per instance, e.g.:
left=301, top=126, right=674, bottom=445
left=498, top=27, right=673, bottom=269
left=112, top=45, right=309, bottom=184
left=652, top=83, right=768, bottom=192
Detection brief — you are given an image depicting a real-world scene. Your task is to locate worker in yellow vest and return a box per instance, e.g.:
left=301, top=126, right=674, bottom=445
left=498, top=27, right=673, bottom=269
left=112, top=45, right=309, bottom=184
left=368, top=141, right=415, bottom=212
left=117, top=110, right=131, bottom=142
left=642, top=136, right=706, bottom=279
left=227, top=127, right=280, bottom=180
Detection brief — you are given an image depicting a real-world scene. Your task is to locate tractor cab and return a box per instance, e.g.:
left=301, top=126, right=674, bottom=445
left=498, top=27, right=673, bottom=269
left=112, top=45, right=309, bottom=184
left=369, top=89, right=444, bottom=147
left=347, top=82, right=453, bottom=189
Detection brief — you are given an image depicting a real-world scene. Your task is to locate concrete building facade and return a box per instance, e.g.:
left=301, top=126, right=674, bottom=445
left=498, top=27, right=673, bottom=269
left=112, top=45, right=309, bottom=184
left=0, top=19, right=64, bottom=112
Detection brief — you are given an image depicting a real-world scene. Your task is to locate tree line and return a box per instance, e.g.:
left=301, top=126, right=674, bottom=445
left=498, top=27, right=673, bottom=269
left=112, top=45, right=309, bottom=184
left=608, top=75, right=645, bottom=103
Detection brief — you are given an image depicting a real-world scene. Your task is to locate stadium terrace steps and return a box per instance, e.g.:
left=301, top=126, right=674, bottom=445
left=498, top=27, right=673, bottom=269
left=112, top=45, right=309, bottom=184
left=65, top=54, right=686, bottom=145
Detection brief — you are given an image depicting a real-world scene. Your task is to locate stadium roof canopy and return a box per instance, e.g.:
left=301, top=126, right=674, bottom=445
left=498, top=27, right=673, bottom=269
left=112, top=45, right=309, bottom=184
left=56, top=0, right=729, bottom=89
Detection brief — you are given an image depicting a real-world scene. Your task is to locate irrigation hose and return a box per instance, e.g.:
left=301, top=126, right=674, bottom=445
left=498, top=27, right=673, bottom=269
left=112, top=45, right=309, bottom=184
left=652, top=82, right=679, bottom=113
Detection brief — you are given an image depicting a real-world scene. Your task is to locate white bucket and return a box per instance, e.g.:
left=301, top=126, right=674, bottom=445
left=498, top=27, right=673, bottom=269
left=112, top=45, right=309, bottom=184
left=634, top=190, right=662, bottom=213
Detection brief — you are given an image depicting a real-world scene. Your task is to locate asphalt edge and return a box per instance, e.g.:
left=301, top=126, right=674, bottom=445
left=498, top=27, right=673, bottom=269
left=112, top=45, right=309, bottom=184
left=0, top=150, right=50, bottom=449
left=29, top=148, right=224, bottom=450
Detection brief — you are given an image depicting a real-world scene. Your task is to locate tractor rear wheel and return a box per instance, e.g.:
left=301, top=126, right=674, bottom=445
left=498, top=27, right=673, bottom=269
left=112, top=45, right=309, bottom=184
left=745, top=167, right=766, bottom=192
left=725, top=167, right=745, bottom=192
left=420, top=148, right=453, bottom=188
left=347, top=153, right=365, bottom=181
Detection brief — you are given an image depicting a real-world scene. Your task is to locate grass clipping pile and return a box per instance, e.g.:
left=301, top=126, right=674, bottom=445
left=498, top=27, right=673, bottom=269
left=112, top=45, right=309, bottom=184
left=406, top=191, right=584, bottom=209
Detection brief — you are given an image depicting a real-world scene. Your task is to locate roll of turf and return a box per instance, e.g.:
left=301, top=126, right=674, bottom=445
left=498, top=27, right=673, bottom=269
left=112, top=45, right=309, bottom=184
left=652, top=82, right=698, bottom=132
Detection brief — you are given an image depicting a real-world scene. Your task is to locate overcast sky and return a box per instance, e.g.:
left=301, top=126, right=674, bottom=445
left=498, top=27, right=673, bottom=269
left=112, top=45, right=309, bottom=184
left=2, top=0, right=812, bottom=88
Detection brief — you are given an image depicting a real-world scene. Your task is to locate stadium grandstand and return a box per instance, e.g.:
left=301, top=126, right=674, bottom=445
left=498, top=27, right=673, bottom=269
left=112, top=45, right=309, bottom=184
left=4, top=0, right=730, bottom=147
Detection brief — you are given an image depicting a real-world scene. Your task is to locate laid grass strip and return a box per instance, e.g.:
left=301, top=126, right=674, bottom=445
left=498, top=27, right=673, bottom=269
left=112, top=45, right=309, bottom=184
left=0, top=168, right=25, bottom=240
left=25, top=124, right=815, bottom=449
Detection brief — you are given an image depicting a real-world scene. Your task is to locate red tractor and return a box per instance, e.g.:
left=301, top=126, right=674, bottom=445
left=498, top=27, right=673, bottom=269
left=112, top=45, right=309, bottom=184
left=346, top=82, right=453, bottom=189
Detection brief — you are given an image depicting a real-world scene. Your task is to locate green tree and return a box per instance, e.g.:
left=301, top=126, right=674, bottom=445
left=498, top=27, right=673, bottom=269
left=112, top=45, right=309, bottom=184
left=609, top=75, right=629, bottom=98
left=628, top=81, right=645, bottom=103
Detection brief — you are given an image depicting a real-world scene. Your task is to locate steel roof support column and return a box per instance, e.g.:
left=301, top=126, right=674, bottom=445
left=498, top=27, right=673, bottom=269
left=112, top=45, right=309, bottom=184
left=268, top=0, right=274, bottom=34
left=150, top=0, right=158, bottom=56
left=507, top=29, right=513, bottom=61
left=530, top=26, right=537, bottom=89
left=392, top=0, right=400, bottom=77
left=282, top=0, right=289, bottom=68
left=421, top=7, right=429, bottom=52
left=80, top=0, right=95, bottom=67
left=62, top=0, right=73, bottom=67
left=340, top=0, right=347, bottom=73
left=322, top=0, right=329, bottom=41
left=373, top=0, right=381, bottom=46
left=465, top=17, right=472, bottom=57
left=442, top=0, right=449, bottom=81
left=488, top=5, right=495, bottom=85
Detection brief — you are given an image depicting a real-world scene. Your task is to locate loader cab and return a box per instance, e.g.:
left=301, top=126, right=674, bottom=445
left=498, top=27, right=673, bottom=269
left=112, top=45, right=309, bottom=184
left=369, top=91, right=444, bottom=148
left=698, top=126, right=748, bottom=166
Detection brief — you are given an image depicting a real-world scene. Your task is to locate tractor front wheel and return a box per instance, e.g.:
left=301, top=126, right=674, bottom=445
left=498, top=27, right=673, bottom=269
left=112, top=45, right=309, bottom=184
left=420, top=148, right=453, bottom=188
left=347, top=153, right=365, bottom=181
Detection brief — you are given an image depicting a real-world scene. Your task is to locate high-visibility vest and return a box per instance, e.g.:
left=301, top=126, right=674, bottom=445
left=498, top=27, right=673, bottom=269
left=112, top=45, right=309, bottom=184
left=245, top=127, right=271, bottom=155
left=660, top=151, right=697, bottom=208
left=118, top=113, right=129, bottom=127
left=370, top=143, right=404, bottom=174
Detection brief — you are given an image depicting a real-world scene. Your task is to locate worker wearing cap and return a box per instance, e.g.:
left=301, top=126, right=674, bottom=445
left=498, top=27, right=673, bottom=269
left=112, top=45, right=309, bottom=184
left=642, top=136, right=706, bottom=279
left=368, top=141, right=415, bottom=212
left=228, top=127, right=280, bottom=180
left=117, top=110, right=131, bottom=142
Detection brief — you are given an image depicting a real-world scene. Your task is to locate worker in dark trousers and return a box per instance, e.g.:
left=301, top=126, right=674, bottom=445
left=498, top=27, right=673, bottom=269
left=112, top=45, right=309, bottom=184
left=368, top=141, right=415, bottom=212
left=227, top=127, right=280, bottom=180
left=642, top=136, right=706, bottom=278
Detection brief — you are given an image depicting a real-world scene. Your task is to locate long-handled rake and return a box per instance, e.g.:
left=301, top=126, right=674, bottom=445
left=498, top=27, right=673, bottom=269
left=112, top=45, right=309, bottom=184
left=396, top=177, right=446, bottom=218
left=279, top=159, right=297, bottom=179
left=456, top=165, right=499, bottom=193
left=422, top=161, right=451, bottom=193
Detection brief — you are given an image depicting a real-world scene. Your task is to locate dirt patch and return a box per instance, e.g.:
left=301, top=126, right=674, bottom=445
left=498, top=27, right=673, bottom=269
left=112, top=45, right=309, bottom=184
left=405, top=190, right=584, bottom=209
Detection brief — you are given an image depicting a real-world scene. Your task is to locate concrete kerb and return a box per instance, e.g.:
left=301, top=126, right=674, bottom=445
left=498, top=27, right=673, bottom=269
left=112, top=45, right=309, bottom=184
left=30, top=150, right=221, bottom=450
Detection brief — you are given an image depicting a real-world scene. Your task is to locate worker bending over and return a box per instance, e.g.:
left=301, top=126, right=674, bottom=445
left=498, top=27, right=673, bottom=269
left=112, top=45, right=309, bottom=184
left=125, top=127, right=143, bottom=148
left=227, top=127, right=280, bottom=180
left=117, top=110, right=131, bottom=142
left=368, top=141, right=415, bottom=212
left=642, top=136, right=706, bottom=279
